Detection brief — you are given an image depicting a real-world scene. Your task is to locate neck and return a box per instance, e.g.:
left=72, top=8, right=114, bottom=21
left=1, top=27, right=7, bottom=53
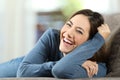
left=63, top=53, right=66, bottom=56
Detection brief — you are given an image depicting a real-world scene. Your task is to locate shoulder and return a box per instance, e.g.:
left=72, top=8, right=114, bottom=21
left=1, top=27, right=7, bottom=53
left=46, top=28, right=60, bottom=35
left=45, top=28, right=60, bottom=38
left=44, top=28, right=60, bottom=52
left=41, top=28, right=60, bottom=43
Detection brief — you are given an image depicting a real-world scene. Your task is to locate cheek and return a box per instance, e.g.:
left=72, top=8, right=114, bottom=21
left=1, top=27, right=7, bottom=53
left=60, top=27, right=65, bottom=36
left=60, top=26, right=68, bottom=36
left=76, top=36, right=88, bottom=45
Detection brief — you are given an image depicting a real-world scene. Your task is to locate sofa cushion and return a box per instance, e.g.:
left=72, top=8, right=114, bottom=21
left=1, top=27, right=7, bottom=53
left=106, top=27, right=120, bottom=77
left=104, top=13, right=120, bottom=41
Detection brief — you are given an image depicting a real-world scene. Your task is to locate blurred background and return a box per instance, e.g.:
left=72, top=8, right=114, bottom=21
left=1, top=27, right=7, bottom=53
left=0, top=0, right=120, bottom=63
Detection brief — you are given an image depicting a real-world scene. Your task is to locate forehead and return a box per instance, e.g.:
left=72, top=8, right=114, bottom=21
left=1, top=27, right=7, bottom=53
left=69, top=14, right=90, bottom=32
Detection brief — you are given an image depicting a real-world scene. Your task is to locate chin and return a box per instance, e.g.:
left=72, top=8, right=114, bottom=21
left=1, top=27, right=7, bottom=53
left=59, top=47, right=71, bottom=54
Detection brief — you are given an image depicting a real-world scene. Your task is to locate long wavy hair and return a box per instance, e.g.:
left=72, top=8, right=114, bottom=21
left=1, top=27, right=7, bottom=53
left=69, top=9, right=107, bottom=62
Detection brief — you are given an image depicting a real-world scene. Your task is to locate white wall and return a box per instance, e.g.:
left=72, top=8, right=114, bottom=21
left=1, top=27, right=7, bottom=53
left=82, top=0, right=120, bottom=14
left=0, top=0, right=35, bottom=63
left=0, top=0, right=6, bottom=62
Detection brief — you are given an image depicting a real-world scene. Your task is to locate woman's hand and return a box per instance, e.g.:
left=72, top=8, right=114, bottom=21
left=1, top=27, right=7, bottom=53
left=82, top=60, right=98, bottom=78
left=97, top=24, right=111, bottom=40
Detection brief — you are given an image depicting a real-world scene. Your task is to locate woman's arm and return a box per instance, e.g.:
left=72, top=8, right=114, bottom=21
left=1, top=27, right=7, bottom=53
left=56, top=32, right=105, bottom=65
left=17, top=28, right=58, bottom=77
left=52, top=33, right=105, bottom=78
left=52, top=24, right=110, bottom=78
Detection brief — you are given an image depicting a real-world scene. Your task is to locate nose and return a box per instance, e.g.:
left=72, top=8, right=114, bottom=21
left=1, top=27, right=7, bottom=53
left=64, top=28, right=74, bottom=38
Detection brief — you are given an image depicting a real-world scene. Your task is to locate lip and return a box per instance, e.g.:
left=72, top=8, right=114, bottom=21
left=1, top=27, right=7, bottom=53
left=62, top=37, right=74, bottom=48
left=63, top=38, right=73, bottom=45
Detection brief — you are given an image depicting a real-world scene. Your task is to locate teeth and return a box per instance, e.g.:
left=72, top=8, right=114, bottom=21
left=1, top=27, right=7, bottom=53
left=63, top=38, right=72, bottom=44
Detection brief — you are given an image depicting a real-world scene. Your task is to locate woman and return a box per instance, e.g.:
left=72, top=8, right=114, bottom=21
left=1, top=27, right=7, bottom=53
left=0, top=9, right=110, bottom=78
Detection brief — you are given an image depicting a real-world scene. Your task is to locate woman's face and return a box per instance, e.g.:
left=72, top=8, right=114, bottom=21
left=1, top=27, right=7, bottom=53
left=59, top=14, right=90, bottom=54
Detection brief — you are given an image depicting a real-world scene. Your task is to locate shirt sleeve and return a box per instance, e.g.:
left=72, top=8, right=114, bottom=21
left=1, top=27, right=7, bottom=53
left=17, top=28, right=56, bottom=77
left=57, top=32, right=105, bottom=65
left=52, top=33, right=106, bottom=78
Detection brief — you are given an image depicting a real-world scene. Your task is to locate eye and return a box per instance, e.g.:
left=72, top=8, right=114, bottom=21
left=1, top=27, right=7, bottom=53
left=76, top=30, right=83, bottom=35
left=66, top=23, right=72, bottom=27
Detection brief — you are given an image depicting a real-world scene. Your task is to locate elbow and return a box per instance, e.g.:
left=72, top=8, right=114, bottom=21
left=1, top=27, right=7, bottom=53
left=17, top=63, right=29, bottom=77
left=52, top=65, right=75, bottom=79
left=52, top=63, right=89, bottom=79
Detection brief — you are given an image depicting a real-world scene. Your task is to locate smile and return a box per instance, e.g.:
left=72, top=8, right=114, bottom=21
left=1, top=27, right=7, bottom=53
left=63, top=38, right=73, bottom=45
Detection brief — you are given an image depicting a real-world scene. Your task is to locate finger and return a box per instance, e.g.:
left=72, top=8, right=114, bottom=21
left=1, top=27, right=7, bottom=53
left=87, top=66, right=92, bottom=77
left=91, top=62, right=98, bottom=76
left=82, top=60, right=98, bottom=77
left=84, top=66, right=90, bottom=77
left=100, top=24, right=110, bottom=32
left=89, top=66, right=95, bottom=77
left=105, top=24, right=111, bottom=33
left=95, top=64, right=98, bottom=75
left=97, top=24, right=111, bottom=39
left=101, top=24, right=109, bottom=31
left=92, top=66, right=97, bottom=76
left=89, top=64, right=98, bottom=77
left=82, top=64, right=91, bottom=78
left=92, top=64, right=98, bottom=76
left=98, top=25, right=105, bottom=31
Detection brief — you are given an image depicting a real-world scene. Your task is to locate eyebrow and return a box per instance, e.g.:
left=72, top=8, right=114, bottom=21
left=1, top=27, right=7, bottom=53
left=69, top=20, right=73, bottom=25
left=77, top=27, right=85, bottom=33
left=69, top=20, right=85, bottom=32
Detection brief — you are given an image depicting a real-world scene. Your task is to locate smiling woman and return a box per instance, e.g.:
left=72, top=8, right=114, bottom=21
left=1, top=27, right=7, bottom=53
left=59, top=15, right=90, bottom=53
left=0, top=9, right=111, bottom=79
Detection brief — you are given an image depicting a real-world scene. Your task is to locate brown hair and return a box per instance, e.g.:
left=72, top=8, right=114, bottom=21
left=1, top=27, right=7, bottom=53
left=69, top=9, right=107, bottom=62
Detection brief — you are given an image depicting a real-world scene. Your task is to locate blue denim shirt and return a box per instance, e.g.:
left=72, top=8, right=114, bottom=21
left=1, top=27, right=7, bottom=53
left=17, top=28, right=106, bottom=78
